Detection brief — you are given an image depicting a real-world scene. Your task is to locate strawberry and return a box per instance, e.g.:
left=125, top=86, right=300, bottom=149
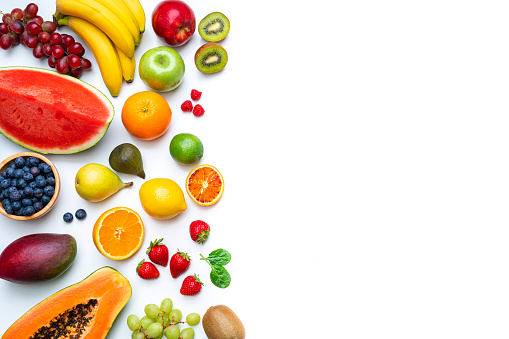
left=146, top=238, right=169, bottom=266
left=169, top=250, right=191, bottom=278
left=189, top=220, right=210, bottom=244
left=136, top=259, right=160, bottom=280
left=180, top=274, right=203, bottom=295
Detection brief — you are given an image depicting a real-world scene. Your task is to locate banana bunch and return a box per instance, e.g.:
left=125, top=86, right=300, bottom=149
left=54, top=0, right=145, bottom=96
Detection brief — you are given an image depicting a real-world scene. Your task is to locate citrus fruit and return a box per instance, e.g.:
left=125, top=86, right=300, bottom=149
left=169, top=133, right=204, bottom=165
left=139, top=178, right=187, bottom=219
left=121, top=91, right=172, bottom=140
left=92, top=207, right=145, bottom=260
left=186, top=164, right=224, bottom=206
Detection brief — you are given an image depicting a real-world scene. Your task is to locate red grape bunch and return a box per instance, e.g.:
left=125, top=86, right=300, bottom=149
left=0, top=3, right=91, bottom=78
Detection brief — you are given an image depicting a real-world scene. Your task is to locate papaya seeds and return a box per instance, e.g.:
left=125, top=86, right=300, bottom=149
left=195, top=42, right=228, bottom=74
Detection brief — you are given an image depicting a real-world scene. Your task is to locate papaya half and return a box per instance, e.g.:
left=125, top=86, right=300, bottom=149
left=2, top=266, right=131, bottom=338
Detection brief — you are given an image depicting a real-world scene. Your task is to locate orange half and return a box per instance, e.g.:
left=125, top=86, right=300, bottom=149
left=186, top=164, right=224, bottom=206
left=93, top=207, right=145, bottom=260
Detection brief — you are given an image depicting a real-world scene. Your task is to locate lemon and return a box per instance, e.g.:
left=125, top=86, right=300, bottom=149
left=139, top=178, right=187, bottom=219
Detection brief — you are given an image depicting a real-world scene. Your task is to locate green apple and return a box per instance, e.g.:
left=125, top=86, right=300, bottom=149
left=139, top=47, right=185, bottom=92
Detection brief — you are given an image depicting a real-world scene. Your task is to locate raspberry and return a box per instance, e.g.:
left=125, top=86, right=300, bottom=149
left=192, top=104, right=205, bottom=117
left=191, top=89, right=202, bottom=101
left=181, top=100, right=193, bottom=112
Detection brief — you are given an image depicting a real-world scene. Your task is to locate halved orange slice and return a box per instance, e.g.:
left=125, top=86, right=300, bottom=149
left=186, top=164, right=224, bottom=206
left=93, top=207, right=145, bottom=260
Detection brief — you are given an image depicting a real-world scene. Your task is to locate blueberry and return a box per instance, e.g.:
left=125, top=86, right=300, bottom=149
left=22, top=206, right=35, bottom=216
left=2, top=198, right=10, bottom=207
left=33, top=202, right=43, bottom=212
left=46, top=177, right=55, bottom=187
left=21, top=198, right=32, bottom=207
left=4, top=204, right=13, bottom=214
left=1, top=179, right=10, bottom=189
left=8, top=163, right=16, bottom=169
left=9, top=179, right=17, bottom=188
left=16, top=179, right=27, bottom=189
left=43, top=186, right=54, bottom=197
left=35, top=175, right=46, bottom=188
left=45, top=172, right=54, bottom=179
left=26, top=157, right=40, bottom=167
left=30, top=167, right=40, bottom=176
left=22, top=172, right=33, bottom=182
left=31, top=197, right=38, bottom=204
left=11, top=201, right=22, bottom=211
left=7, top=187, right=17, bottom=194
left=14, top=157, right=25, bottom=168
left=41, top=163, right=51, bottom=174
left=34, top=188, right=43, bottom=199
left=5, top=167, right=14, bottom=178
left=9, top=190, right=22, bottom=201
left=23, top=186, right=33, bottom=199
left=41, top=195, right=51, bottom=205
left=75, top=209, right=87, bottom=220
left=22, top=165, right=30, bottom=173
left=1, top=170, right=7, bottom=178
left=29, top=181, right=37, bottom=190
left=0, top=191, right=3, bottom=200
left=14, top=168, right=24, bottom=179
left=15, top=208, right=23, bottom=216
left=63, top=212, right=73, bottom=223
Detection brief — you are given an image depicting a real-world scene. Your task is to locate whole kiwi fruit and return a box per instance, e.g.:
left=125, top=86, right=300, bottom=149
left=202, top=305, right=245, bottom=339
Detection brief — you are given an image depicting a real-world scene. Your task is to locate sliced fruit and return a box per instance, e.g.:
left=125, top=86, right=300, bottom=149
left=0, top=66, right=114, bottom=154
left=195, top=42, right=228, bottom=74
left=93, top=207, right=144, bottom=260
left=1, top=267, right=131, bottom=339
left=198, top=12, right=230, bottom=42
left=186, top=164, right=224, bottom=206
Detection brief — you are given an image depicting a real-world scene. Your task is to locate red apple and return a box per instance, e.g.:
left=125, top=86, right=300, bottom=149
left=152, top=0, right=196, bottom=47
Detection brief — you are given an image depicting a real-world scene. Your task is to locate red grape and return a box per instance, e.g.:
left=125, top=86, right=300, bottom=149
left=2, top=13, right=12, bottom=25
left=37, top=31, right=50, bottom=43
left=9, top=19, right=24, bottom=35
left=67, top=54, right=81, bottom=68
left=61, top=34, right=75, bottom=48
left=41, top=21, right=56, bottom=34
left=27, top=15, right=43, bottom=25
left=52, top=45, right=64, bottom=58
left=67, top=42, right=83, bottom=55
left=8, top=32, right=19, bottom=46
left=48, top=55, right=57, bottom=68
left=20, top=31, right=29, bottom=45
left=68, top=67, right=82, bottom=78
left=24, top=3, right=38, bottom=19
left=25, top=34, right=38, bottom=48
left=56, top=56, right=69, bottom=74
left=26, top=22, right=42, bottom=35
left=49, top=32, right=61, bottom=45
left=10, top=8, right=23, bottom=20
left=0, top=23, right=8, bottom=35
left=33, top=43, right=44, bottom=58
left=80, top=58, right=92, bottom=70
left=0, top=34, right=13, bottom=50
left=42, top=42, right=52, bottom=56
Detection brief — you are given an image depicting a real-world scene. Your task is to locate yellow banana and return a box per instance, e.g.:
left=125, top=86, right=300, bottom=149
left=58, top=16, right=122, bottom=96
left=56, top=0, right=135, bottom=57
left=85, top=0, right=140, bottom=46
left=118, top=0, right=145, bottom=33
left=116, top=46, right=136, bottom=83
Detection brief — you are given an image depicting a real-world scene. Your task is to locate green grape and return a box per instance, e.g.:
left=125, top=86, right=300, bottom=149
left=180, top=328, right=195, bottom=339
left=132, top=331, right=145, bottom=339
left=145, top=304, right=161, bottom=318
left=127, top=314, right=142, bottom=331
left=160, top=298, right=173, bottom=313
left=164, top=325, right=180, bottom=339
left=141, top=315, right=155, bottom=330
left=146, top=322, right=164, bottom=338
left=155, top=313, right=170, bottom=326
left=154, top=334, right=163, bottom=339
left=168, top=309, right=182, bottom=323
left=185, top=313, right=200, bottom=326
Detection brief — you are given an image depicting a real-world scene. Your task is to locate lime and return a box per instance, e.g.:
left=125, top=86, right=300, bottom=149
left=169, top=133, right=204, bottom=165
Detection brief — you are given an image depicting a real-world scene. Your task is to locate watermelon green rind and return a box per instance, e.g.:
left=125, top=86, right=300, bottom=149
left=0, top=66, right=114, bottom=154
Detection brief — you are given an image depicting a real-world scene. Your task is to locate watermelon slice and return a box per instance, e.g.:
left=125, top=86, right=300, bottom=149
left=0, top=67, right=114, bottom=154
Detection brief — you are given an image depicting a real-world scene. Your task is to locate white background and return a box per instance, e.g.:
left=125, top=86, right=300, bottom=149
left=1, top=0, right=509, bottom=338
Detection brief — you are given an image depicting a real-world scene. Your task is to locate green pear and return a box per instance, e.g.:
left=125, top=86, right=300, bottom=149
left=75, top=163, right=133, bottom=202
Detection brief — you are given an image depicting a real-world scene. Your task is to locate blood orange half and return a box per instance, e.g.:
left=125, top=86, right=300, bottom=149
left=186, top=164, right=224, bottom=206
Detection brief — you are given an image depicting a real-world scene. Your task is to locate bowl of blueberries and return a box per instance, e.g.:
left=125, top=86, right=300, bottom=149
left=0, top=152, right=60, bottom=220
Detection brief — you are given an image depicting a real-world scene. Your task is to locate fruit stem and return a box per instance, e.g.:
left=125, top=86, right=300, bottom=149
left=56, top=16, right=69, bottom=27
left=123, top=181, right=134, bottom=188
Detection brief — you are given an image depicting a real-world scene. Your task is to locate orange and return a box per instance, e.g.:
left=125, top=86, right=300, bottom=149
left=93, top=207, right=145, bottom=260
left=186, top=164, right=224, bottom=206
left=121, top=91, right=172, bottom=140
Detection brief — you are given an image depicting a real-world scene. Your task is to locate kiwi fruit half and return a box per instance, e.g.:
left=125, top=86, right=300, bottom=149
left=202, top=305, right=245, bottom=339
left=198, top=12, right=230, bottom=42
left=195, top=42, right=228, bottom=74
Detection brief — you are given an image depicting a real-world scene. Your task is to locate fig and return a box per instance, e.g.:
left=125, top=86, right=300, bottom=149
left=0, top=233, right=77, bottom=284
left=109, top=143, right=146, bottom=179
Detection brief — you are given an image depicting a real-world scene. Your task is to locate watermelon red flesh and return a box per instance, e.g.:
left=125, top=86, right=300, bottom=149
left=0, top=67, right=114, bottom=154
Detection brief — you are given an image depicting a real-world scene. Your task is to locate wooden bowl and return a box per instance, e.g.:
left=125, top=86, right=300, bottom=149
left=0, top=152, right=60, bottom=221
